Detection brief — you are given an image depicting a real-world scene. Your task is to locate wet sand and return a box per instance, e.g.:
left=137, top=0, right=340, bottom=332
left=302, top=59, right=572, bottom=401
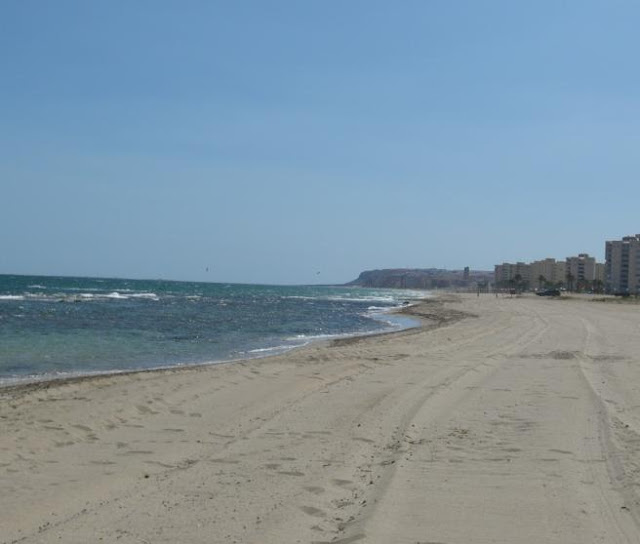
left=2, top=294, right=640, bottom=543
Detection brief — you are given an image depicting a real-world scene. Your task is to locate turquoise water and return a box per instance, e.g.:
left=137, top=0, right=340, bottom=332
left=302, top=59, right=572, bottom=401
left=0, top=275, right=425, bottom=385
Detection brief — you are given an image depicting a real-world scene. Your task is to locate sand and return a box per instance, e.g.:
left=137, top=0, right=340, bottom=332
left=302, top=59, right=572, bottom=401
left=2, top=293, right=640, bottom=543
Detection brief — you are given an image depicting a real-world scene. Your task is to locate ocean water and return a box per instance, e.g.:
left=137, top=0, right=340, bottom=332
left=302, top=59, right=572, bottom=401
left=0, top=275, right=425, bottom=385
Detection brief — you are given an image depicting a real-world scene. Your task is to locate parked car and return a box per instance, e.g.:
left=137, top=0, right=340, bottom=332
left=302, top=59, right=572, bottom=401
left=536, top=289, right=561, bottom=297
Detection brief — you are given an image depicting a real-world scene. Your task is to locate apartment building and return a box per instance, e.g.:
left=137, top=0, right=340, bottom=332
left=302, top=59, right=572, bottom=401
left=530, top=258, right=566, bottom=289
left=494, top=262, right=531, bottom=285
left=566, top=253, right=597, bottom=281
left=495, top=254, right=601, bottom=291
left=605, top=235, right=640, bottom=294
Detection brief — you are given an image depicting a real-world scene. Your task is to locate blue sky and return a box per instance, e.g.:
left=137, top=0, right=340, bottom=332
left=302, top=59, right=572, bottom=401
left=2, top=1, right=639, bottom=284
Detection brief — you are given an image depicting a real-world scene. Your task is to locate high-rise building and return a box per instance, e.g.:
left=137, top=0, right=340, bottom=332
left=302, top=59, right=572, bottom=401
left=566, top=254, right=597, bottom=282
left=494, top=262, right=531, bottom=286
left=605, top=235, right=640, bottom=294
left=555, top=261, right=567, bottom=286
left=495, top=254, right=602, bottom=291
left=530, top=258, right=565, bottom=289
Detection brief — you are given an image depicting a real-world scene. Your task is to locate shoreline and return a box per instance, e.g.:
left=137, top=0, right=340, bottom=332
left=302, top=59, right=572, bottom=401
left=0, top=279, right=429, bottom=392
left=0, top=295, right=442, bottom=398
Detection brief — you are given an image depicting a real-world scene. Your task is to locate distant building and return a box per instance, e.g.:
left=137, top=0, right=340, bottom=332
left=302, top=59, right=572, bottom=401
left=565, top=254, right=597, bottom=283
left=494, top=262, right=531, bottom=287
left=530, top=258, right=566, bottom=289
left=605, top=235, right=640, bottom=294
left=495, top=254, right=603, bottom=292
left=555, top=261, right=567, bottom=286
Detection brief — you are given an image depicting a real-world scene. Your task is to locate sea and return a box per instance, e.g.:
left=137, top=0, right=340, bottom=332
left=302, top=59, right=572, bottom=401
left=0, top=275, right=426, bottom=386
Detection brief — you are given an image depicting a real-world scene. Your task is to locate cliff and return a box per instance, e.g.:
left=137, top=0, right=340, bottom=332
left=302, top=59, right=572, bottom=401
left=346, top=268, right=493, bottom=289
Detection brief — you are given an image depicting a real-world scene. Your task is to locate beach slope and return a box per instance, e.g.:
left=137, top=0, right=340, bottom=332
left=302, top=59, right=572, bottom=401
left=2, top=294, right=640, bottom=543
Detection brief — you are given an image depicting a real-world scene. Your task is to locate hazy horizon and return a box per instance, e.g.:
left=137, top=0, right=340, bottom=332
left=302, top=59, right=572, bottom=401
left=2, top=1, right=639, bottom=284
left=0, top=265, right=493, bottom=287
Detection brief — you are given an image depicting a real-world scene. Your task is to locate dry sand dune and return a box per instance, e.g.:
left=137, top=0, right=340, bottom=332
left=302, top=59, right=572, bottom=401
left=2, top=294, right=640, bottom=543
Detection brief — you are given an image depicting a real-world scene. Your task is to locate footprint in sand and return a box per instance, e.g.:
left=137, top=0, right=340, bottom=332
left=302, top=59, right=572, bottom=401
left=136, top=405, right=158, bottom=414
left=72, top=424, right=93, bottom=432
left=300, top=505, right=326, bottom=518
left=332, top=479, right=355, bottom=489
left=313, top=534, right=366, bottom=544
left=303, top=486, right=325, bottom=495
left=71, top=425, right=99, bottom=442
left=209, top=458, right=240, bottom=464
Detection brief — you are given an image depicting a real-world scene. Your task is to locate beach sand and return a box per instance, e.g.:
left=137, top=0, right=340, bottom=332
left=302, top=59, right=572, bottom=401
left=2, top=293, right=640, bottom=543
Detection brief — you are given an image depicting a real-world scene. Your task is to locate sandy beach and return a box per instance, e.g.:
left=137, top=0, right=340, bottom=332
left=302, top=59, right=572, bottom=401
left=2, top=293, right=640, bottom=543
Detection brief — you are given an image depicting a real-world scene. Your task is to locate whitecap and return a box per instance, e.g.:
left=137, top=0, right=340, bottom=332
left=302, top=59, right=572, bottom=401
left=248, top=345, right=292, bottom=354
left=105, top=292, right=128, bottom=299
left=327, top=295, right=396, bottom=303
left=129, top=293, right=159, bottom=300
left=286, top=332, right=343, bottom=342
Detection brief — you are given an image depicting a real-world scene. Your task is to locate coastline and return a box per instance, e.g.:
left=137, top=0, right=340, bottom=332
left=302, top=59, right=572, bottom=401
left=0, top=278, right=428, bottom=389
left=0, top=295, right=432, bottom=395
left=3, top=293, right=640, bottom=543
